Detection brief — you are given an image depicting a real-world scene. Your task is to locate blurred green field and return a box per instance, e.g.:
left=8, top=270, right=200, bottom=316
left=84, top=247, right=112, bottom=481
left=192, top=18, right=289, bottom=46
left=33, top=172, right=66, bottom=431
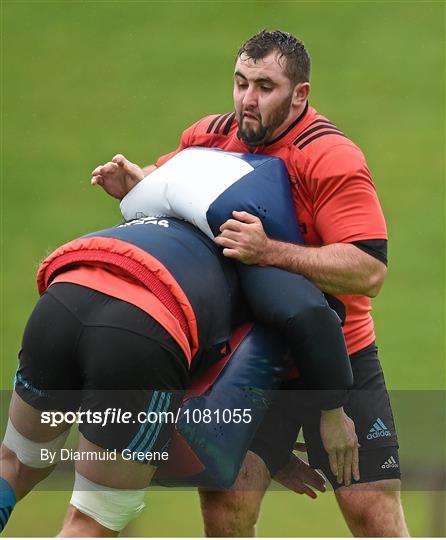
left=1, top=0, right=444, bottom=537
left=3, top=488, right=439, bottom=537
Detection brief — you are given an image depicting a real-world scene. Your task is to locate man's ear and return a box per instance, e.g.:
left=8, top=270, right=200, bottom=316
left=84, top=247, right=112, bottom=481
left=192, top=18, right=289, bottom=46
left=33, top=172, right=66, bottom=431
left=292, top=82, right=310, bottom=108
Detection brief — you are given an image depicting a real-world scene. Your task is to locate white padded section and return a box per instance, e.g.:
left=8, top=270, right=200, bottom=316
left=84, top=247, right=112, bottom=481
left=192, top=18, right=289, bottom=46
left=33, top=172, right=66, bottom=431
left=120, top=147, right=253, bottom=238
left=70, top=472, right=146, bottom=532
left=3, top=419, right=70, bottom=469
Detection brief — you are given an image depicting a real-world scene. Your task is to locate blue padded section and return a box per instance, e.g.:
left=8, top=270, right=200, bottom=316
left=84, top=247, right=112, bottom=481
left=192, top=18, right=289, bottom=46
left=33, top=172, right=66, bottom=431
left=207, top=157, right=303, bottom=243
left=236, top=152, right=277, bottom=168
left=237, top=264, right=353, bottom=392
left=159, top=324, right=288, bottom=488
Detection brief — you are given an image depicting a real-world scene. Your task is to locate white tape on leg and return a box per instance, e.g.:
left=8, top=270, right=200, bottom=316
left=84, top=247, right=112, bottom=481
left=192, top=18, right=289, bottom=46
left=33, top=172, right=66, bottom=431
left=70, top=472, right=146, bottom=532
left=2, top=419, right=69, bottom=469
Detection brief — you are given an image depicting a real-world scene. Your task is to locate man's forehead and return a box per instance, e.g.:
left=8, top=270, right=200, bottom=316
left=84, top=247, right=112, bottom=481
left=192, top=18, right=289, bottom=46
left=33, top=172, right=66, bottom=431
left=235, top=52, right=288, bottom=82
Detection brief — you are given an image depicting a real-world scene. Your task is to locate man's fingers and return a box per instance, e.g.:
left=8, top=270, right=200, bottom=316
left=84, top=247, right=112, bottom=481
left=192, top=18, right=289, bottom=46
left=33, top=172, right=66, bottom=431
left=328, top=451, right=338, bottom=479
left=112, top=154, right=137, bottom=174
left=232, top=210, right=260, bottom=224
left=220, top=219, right=243, bottom=233
left=285, top=478, right=318, bottom=499
left=352, top=445, right=360, bottom=481
left=300, top=483, right=319, bottom=499
left=218, top=229, right=241, bottom=242
left=112, top=154, right=127, bottom=166
left=222, top=248, right=241, bottom=259
left=91, top=175, right=103, bottom=186
left=293, top=442, right=307, bottom=453
left=336, top=451, right=344, bottom=485
left=97, top=162, right=119, bottom=176
left=302, top=467, right=326, bottom=491
left=343, top=449, right=353, bottom=486
left=214, top=236, right=238, bottom=249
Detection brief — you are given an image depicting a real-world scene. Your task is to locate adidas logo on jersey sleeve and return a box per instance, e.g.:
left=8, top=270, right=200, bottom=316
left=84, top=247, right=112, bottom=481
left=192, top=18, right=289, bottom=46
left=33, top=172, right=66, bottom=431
left=367, top=417, right=391, bottom=440
left=381, top=456, right=399, bottom=469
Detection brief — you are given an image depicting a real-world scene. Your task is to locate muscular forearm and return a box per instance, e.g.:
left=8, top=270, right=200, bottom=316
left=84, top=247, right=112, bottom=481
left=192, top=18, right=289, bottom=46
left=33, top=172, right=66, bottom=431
left=263, top=240, right=386, bottom=297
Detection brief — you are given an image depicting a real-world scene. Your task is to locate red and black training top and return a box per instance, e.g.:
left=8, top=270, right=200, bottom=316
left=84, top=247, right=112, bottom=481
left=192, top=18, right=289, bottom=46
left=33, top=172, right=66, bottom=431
left=156, top=105, right=387, bottom=355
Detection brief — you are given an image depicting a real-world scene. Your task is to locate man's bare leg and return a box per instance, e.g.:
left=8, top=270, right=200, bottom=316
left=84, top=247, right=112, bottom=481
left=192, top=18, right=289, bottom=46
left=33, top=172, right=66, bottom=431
left=1, top=392, right=69, bottom=500
left=199, top=451, right=270, bottom=537
left=335, top=479, right=410, bottom=537
left=58, top=506, right=118, bottom=538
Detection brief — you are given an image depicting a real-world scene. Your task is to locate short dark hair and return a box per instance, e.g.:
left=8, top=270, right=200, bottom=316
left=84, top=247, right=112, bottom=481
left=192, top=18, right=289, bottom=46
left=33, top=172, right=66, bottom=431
left=236, top=29, right=311, bottom=84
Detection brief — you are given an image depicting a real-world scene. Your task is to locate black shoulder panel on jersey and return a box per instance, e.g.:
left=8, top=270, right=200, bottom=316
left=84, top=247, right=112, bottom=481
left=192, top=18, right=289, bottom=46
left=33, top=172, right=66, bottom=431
left=293, top=119, right=344, bottom=149
left=206, top=114, right=225, bottom=134
left=222, top=112, right=236, bottom=135
left=206, top=113, right=235, bottom=135
left=296, top=130, right=347, bottom=150
left=352, top=239, right=388, bottom=266
left=214, top=112, right=232, bottom=134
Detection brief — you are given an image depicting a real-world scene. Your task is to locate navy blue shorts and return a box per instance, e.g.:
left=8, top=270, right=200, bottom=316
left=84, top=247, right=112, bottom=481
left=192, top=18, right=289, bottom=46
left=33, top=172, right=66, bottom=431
left=15, top=282, right=189, bottom=463
left=250, top=343, right=401, bottom=489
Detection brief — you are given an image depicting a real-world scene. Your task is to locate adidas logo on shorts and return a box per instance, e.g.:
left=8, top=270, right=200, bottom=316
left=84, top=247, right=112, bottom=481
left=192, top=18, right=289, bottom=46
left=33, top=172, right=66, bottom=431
left=381, top=456, right=399, bottom=469
left=367, top=417, right=391, bottom=440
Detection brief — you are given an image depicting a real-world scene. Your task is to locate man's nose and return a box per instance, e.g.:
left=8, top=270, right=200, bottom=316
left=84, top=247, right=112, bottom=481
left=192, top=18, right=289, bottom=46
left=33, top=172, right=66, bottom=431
left=242, top=86, right=257, bottom=108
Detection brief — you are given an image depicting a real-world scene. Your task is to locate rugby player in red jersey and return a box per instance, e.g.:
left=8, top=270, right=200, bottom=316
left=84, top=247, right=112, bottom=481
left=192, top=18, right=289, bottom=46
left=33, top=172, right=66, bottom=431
left=91, top=30, right=409, bottom=537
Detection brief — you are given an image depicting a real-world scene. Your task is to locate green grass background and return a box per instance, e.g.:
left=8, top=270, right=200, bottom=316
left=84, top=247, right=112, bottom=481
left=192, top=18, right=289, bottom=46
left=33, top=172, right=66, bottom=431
left=1, top=0, right=444, bottom=536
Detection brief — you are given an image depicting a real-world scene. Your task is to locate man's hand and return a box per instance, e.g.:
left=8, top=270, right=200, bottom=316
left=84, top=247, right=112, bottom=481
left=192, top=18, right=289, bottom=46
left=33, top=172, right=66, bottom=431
left=320, top=407, right=360, bottom=486
left=274, top=442, right=326, bottom=499
left=91, top=154, right=145, bottom=200
left=214, top=211, right=270, bottom=264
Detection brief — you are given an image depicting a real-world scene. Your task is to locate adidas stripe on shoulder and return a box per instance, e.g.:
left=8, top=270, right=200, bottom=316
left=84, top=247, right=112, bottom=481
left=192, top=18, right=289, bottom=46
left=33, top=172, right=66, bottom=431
left=293, top=118, right=346, bottom=150
left=206, top=112, right=236, bottom=135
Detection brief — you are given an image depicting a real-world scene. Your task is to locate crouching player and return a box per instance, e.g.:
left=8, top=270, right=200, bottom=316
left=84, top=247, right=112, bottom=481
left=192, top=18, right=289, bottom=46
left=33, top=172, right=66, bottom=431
left=0, top=213, right=355, bottom=537
left=0, top=215, right=242, bottom=536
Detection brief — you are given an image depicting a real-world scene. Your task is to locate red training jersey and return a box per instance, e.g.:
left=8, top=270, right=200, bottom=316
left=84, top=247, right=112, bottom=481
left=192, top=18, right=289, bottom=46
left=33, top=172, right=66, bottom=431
left=156, top=104, right=387, bottom=355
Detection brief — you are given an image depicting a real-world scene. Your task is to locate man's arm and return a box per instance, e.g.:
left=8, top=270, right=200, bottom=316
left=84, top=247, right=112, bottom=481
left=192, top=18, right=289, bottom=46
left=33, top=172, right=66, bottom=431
left=215, top=211, right=386, bottom=298
left=264, top=239, right=386, bottom=298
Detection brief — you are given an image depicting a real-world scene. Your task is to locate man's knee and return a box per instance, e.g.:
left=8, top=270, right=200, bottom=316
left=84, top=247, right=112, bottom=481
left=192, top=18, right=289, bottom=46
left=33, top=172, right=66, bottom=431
left=0, top=444, right=55, bottom=499
left=200, top=490, right=261, bottom=537
left=199, top=451, right=271, bottom=537
left=59, top=472, right=147, bottom=537
left=58, top=505, right=118, bottom=538
left=336, top=479, right=409, bottom=537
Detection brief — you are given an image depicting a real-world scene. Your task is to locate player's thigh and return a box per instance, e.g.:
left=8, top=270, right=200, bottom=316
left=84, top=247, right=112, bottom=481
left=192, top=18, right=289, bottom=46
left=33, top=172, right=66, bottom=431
left=303, top=343, right=401, bottom=489
left=75, top=434, right=156, bottom=490
left=76, top=297, right=189, bottom=474
left=8, top=391, right=71, bottom=441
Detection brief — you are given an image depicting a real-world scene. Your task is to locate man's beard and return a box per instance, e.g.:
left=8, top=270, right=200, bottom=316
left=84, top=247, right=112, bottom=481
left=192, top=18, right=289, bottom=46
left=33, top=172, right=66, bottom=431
left=237, top=92, right=293, bottom=147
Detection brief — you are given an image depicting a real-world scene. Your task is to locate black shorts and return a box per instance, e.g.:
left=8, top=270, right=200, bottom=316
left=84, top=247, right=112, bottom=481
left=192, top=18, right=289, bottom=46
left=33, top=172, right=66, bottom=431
left=250, top=343, right=401, bottom=489
left=15, top=282, right=189, bottom=463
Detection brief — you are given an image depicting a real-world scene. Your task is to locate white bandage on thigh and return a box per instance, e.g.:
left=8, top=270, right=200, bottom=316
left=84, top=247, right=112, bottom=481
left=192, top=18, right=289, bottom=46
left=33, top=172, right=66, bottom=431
left=70, top=472, right=146, bottom=532
left=2, top=419, right=70, bottom=469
